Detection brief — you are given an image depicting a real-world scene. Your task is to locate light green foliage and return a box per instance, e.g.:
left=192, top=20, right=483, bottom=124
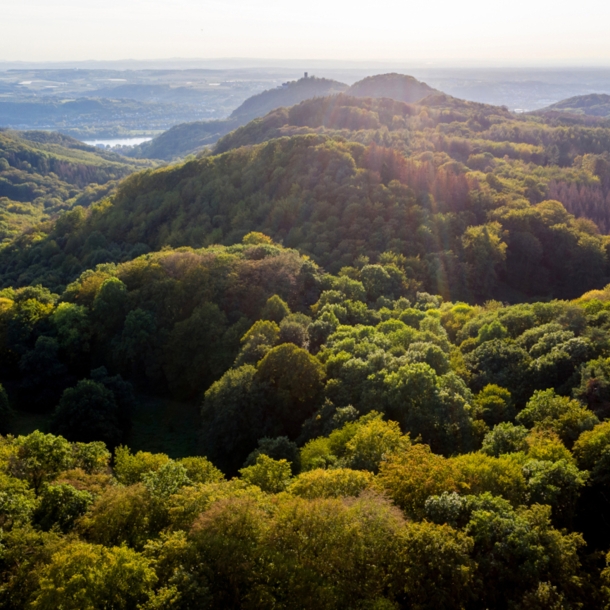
left=142, top=461, right=191, bottom=499
left=0, top=473, right=36, bottom=528
left=71, top=441, right=111, bottom=474
left=523, top=459, right=588, bottom=523
left=239, top=454, right=292, bottom=493
left=300, top=436, right=337, bottom=471
left=177, top=456, right=225, bottom=484
left=235, top=319, right=280, bottom=366
left=260, top=294, right=291, bottom=323
left=572, top=421, right=610, bottom=486
left=517, top=389, right=599, bottom=446
left=342, top=416, right=410, bottom=472
left=34, top=483, right=93, bottom=533
left=29, top=541, right=157, bottom=610
left=113, top=446, right=170, bottom=485
left=472, top=384, right=514, bottom=426
left=526, top=430, right=574, bottom=463
left=300, top=412, right=410, bottom=473
left=9, top=431, right=73, bottom=493
left=451, top=452, right=528, bottom=506
left=167, top=480, right=269, bottom=531
left=481, top=422, right=529, bottom=457
left=78, top=484, right=152, bottom=549
left=398, top=520, right=475, bottom=609
left=287, top=468, right=374, bottom=499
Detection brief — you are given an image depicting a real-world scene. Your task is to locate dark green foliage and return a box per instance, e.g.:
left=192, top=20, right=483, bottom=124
left=0, top=383, right=13, bottom=434
left=244, top=436, right=301, bottom=474
left=34, top=483, right=93, bottom=533
left=481, top=423, right=529, bottom=456
left=200, top=365, right=272, bottom=474
left=51, top=380, right=123, bottom=448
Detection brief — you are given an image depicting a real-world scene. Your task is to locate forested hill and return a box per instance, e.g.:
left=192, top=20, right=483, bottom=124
left=128, top=76, right=348, bottom=161
left=346, top=72, right=437, bottom=103
left=0, top=129, right=151, bottom=243
left=127, top=73, right=432, bottom=162
left=125, top=119, right=237, bottom=161
left=3, top=90, right=610, bottom=303
left=229, top=75, right=348, bottom=123
left=538, top=93, right=610, bottom=118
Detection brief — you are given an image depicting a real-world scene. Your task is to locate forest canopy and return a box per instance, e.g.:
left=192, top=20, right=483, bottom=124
left=3, top=82, right=610, bottom=608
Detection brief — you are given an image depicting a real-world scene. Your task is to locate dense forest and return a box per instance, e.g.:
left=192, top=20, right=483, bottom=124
left=0, top=130, right=151, bottom=242
left=4, top=79, right=610, bottom=607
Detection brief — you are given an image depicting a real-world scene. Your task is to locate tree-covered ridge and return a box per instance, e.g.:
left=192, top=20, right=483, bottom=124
left=538, top=93, right=610, bottom=118
left=127, top=75, right=348, bottom=161
left=0, top=129, right=152, bottom=243
left=127, top=119, right=238, bottom=161
left=229, top=75, right=348, bottom=123
left=4, top=109, right=610, bottom=301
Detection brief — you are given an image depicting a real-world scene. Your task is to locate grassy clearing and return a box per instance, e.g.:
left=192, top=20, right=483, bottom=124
left=11, top=410, right=51, bottom=437
left=9, top=394, right=199, bottom=459
left=126, top=393, right=200, bottom=459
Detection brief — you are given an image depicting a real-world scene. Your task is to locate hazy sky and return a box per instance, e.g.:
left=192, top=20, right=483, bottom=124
left=3, top=0, right=610, bottom=65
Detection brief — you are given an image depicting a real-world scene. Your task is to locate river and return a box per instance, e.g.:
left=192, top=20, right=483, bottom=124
left=83, top=137, right=153, bottom=148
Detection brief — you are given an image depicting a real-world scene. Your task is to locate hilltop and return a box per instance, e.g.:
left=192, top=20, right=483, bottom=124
left=129, top=76, right=347, bottom=160
left=230, top=75, right=348, bottom=123
left=127, top=74, right=434, bottom=161
left=346, top=72, right=437, bottom=103
left=536, top=93, right=610, bottom=118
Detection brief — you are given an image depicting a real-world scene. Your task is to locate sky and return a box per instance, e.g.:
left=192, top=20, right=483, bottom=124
left=3, top=0, right=610, bottom=65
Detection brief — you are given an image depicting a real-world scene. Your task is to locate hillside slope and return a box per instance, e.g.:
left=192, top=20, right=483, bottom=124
left=538, top=93, right=610, bottom=117
left=4, top=89, right=610, bottom=302
left=0, top=129, right=151, bottom=242
left=128, top=76, right=347, bottom=161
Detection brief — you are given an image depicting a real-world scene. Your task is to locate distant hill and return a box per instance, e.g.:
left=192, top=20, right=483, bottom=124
left=537, top=93, right=610, bottom=118
left=0, top=129, right=151, bottom=242
left=229, top=76, right=347, bottom=123
left=128, top=119, right=238, bottom=161
left=128, top=76, right=348, bottom=160
left=346, top=73, right=437, bottom=103
left=214, top=92, right=504, bottom=154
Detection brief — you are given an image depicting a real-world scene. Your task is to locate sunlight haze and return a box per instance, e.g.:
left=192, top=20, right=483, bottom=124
left=3, top=0, right=610, bottom=64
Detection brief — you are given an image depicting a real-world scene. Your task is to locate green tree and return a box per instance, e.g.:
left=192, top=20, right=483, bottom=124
left=29, top=541, right=156, bottom=610
left=50, top=379, right=123, bottom=448
left=255, top=343, right=325, bottom=437
left=517, top=389, right=598, bottom=447
left=239, top=454, right=292, bottom=493
left=9, top=431, right=73, bottom=493
left=34, top=483, right=93, bottom=533
left=260, top=294, right=290, bottom=323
